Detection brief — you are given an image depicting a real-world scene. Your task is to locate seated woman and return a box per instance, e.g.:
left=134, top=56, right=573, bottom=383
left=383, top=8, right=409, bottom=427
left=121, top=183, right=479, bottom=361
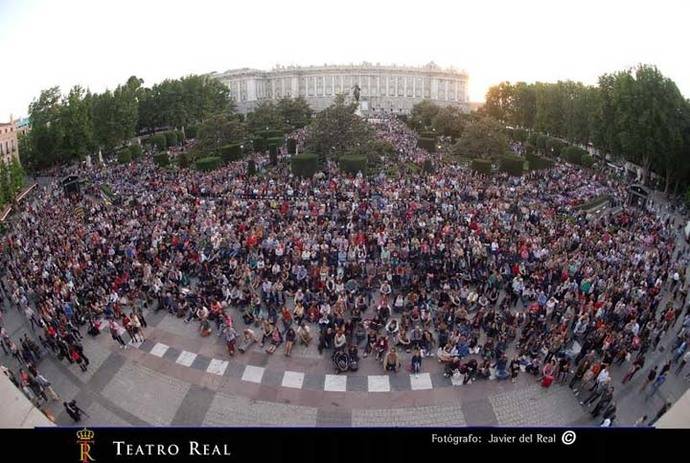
left=374, top=335, right=388, bottom=360
left=395, top=327, right=412, bottom=353
left=385, top=318, right=400, bottom=337
left=382, top=348, right=401, bottom=373
left=238, top=328, right=257, bottom=353
left=296, top=322, right=312, bottom=346
left=259, top=321, right=274, bottom=348
left=266, top=326, right=283, bottom=354
left=437, top=343, right=457, bottom=363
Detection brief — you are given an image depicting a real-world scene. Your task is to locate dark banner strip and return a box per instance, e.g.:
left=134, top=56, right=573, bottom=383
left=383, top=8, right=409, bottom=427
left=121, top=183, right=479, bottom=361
left=0, top=427, right=686, bottom=462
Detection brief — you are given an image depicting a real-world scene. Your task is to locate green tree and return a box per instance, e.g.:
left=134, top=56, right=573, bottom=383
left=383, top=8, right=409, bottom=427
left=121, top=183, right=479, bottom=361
left=431, top=106, right=468, bottom=138
left=60, top=86, right=95, bottom=161
left=25, top=87, right=65, bottom=170
left=246, top=101, right=283, bottom=134
left=197, top=114, right=247, bottom=154
left=484, top=82, right=514, bottom=123
left=451, top=117, right=509, bottom=159
left=305, top=94, right=373, bottom=160
left=409, top=100, right=441, bottom=131
left=0, top=161, right=10, bottom=206
left=276, top=96, right=313, bottom=129
left=9, top=158, right=25, bottom=194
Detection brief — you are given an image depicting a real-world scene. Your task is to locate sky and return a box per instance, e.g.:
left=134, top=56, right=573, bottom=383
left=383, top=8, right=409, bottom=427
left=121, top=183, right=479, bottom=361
left=1, top=0, right=689, bottom=119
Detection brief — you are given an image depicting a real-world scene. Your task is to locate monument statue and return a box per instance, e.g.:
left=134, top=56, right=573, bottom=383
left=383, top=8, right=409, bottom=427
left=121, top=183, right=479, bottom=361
left=352, top=84, right=361, bottom=103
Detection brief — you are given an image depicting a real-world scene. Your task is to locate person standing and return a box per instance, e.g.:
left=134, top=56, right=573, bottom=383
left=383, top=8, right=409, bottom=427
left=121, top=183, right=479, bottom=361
left=411, top=347, right=422, bottom=377
left=645, top=372, right=667, bottom=400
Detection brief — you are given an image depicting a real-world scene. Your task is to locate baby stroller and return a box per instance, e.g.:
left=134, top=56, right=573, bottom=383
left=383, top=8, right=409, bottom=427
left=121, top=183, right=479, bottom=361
left=333, top=350, right=350, bottom=374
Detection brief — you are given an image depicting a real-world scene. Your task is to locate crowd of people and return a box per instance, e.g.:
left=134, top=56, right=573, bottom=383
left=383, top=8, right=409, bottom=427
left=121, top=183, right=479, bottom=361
left=0, top=114, right=689, bottom=427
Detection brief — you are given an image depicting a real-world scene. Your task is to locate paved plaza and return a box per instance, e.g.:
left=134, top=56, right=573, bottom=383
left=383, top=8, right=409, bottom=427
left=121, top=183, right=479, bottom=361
left=2, top=274, right=687, bottom=427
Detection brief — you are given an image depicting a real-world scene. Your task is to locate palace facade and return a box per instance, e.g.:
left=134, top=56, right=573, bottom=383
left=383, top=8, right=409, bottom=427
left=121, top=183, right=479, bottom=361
left=212, top=62, right=469, bottom=115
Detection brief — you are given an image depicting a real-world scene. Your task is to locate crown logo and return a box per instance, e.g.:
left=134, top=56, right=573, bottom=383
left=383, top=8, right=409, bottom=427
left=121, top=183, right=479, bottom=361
left=77, top=428, right=95, bottom=441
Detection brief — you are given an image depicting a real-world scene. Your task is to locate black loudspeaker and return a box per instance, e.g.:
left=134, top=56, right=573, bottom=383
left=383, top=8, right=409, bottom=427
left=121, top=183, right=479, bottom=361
left=62, top=175, right=81, bottom=195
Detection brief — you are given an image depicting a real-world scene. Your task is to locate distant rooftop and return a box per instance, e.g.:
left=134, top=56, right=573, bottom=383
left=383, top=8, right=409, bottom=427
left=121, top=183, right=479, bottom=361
left=215, top=61, right=467, bottom=76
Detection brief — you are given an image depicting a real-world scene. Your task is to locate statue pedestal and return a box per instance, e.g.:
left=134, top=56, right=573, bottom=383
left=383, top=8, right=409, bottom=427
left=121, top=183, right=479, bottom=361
left=354, top=100, right=368, bottom=117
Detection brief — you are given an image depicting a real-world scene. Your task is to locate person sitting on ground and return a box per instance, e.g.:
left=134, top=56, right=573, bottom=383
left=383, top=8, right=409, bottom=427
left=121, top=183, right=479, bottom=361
left=266, top=325, right=283, bottom=354
left=296, top=322, right=312, bottom=346
left=383, top=347, right=401, bottom=372
left=238, top=328, right=257, bottom=353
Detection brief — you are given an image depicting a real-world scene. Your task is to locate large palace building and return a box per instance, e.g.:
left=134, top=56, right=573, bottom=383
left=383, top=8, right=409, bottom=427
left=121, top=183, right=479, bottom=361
left=212, top=62, right=469, bottom=115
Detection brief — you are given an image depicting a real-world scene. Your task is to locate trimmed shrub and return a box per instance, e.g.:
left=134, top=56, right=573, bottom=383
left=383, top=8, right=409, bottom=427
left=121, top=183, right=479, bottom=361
left=471, top=159, right=492, bottom=175
left=263, top=130, right=283, bottom=139
left=177, top=152, right=191, bottom=168
left=175, top=129, right=184, bottom=143
left=149, top=133, right=167, bottom=151
left=268, top=144, right=279, bottom=156
left=526, top=152, right=554, bottom=170
left=253, top=138, right=267, bottom=153
left=153, top=153, right=170, bottom=167
left=117, top=149, right=132, bottom=164
left=195, top=156, right=222, bottom=172
left=185, top=125, right=198, bottom=139
left=339, top=155, right=367, bottom=175
left=562, top=146, right=588, bottom=164
left=499, top=156, right=525, bottom=176
left=512, top=128, right=528, bottom=143
left=580, top=155, right=595, bottom=168
left=163, top=131, right=178, bottom=147
left=270, top=151, right=278, bottom=165
left=575, top=195, right=612, bottom=211
left=418, top=137, right=436, bottom=153
left=535, top=133, right=548, bottom=153
left=423, top=159, right=434, bottom=174
left=420, top=131, right=436, bottom=139
left=247, top=159, right=256, bottom=176
left=129, top=145, right=143, bottom=159
left=220, top=144, right=243, bottom=163
left=528, top=132, right=539, bottom=146
left=545, top=137, right=565, bottom=157
left=291, top=153, right=320, bottom=177
left=266, top=136, right=283, bottom=147
left=287, top=138, right=297, bottom=155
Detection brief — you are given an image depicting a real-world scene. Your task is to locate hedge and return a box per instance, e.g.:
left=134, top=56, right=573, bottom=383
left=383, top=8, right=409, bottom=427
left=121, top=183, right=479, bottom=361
left=185, top=125, right=198, bottom=139
left=149, top=133, right=167, bottom=151
left=261, top=130, right=283, bottom=139
left=163, top=131, right=178, bottom=147
left=270, top=151, right=278, bottom=165
left=177, top=152, right=191, bottom=168
left=153, top=153, right=170, bottom=167
left=253, top=138, right=267, bottom=153
left=195, top=156, right=222, bottom=172
left=266, top=136, right=283, bottom=146
left=562, top=146, right=588, bottom=164
left=220, top=144, right=243, bottom=163
left=339, top=155, right=367, bottom=175
left=499, top=156, right=525, bottom=176
left=471, top=159, right=492, bottom=175
left=291, top=153, right=320, bottom=177
left=129, top=145, right=143, bottom=159
left=418, top=137, right=436, bottom=153
left=423, top=159, right=434, bottom=174
left=287, top=138, right=297, bottom=155
left=420, top=131, right=436, bottom=139
left=117, top=149, right=132, bottom=164
left=512, top=128, right=528, bottom=143
left=247, top=160, right=256, bottom=176
left=580, top=155, right=595, bottom=168
left=268, top=144, right=279, bottom=156
left=575, top=195, right=612, bottom=211
left=526, top=152, right=554, bottom=170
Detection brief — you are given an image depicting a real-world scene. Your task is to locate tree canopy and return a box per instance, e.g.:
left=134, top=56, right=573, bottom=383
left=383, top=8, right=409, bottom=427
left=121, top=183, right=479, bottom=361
left=305, top=94, right=374, bottom=159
